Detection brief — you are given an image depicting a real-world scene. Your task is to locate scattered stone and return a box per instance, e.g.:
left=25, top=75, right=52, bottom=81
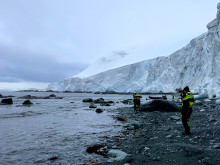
left=86, top=144, right=104, bottom=153
left=83, top=98, right=93, bottom=102
left=209, top=118, right=216, bottom=122
left=49, top=94, right=56, bottom=97
left=170, top=115, right=181, bottom=120
left=96, top=108, right=103, bottom=113
left=166, top=134, right=173, bottom=139
left=22, top=100, right=33, bottom=105
left=144, top=147, right=150, bottom=151
left=176, top=121, right=182, bottom=125
left=108, top=149, right=128, bottom=161
left=89, top=159, right=98, bottom=163
left=142, top=100, right=180, bottom=112
left=94, top=98, right=105, bottom=103
left=48, top=156, right=58, bottom=161
left=212, top=144, right=220, bottom=149
left=115, top=116, right=126, bottom=122
left=89, top=103, right=97, bottom=108
left=1, top=98, right=13, bottom=104
left=6, top=95, right=15, bottom=97
left=200, top=109, right=205, bottom=112
left=122, top=99, right=133, bottom=104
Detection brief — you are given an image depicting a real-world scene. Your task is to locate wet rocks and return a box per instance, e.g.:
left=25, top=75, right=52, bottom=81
left=96, top=108, right=103, bottom=113
left=86, top=144, right=105, bottom=155
left=107, top=149, right=128, bottom=162
left=122, top=99, right=133, bottom=104
left=142, top=100, right=180, bottom=112
left=89, top=103, right=97, bottom=108
left=114, top=116, right=126, bottom=122
left=22, top=100, right=33, bottom=105
left=49, top=94, right=56, bottom=97
left=48, top=156, right=58, bottom=161
left=1, top=98, right=13, bottom=104
left=212, top=144, right=220, bottom=149
left=18, top=95, right=63, bottom=99
left=83, top=98, right=93, bottom=102
left=170, top=115, right=181, bottom=120
left=94, top=98, right=105, bottom=103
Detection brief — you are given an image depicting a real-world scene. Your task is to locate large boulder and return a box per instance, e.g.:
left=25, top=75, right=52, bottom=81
left=83, top=98, right=93, bottom=102
left=142, top=100, right=180, bottom=112
left=1, top=98, right=13, bottom=104
left=22, top=100, right=33, bottom=105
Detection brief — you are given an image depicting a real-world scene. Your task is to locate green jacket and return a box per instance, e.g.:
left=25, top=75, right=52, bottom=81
left=133, top=94, right=142, bottom=100
left=182, top=92, right=194, bottom=108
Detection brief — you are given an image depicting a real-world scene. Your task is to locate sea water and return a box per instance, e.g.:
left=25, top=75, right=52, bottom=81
left=0, top=92, right=133, bottom=165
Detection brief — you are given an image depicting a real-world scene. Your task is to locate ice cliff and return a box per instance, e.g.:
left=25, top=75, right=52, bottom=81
left=48, top=3, right=220, bottom=95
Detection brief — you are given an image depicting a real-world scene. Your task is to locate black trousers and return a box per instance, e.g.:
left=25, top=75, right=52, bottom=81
left=133, top=99, right=140, bottom=110
left=181, top=107, right=192, bottom=133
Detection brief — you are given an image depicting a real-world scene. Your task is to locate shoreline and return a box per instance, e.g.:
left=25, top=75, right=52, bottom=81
left=96, top=100, right=220, bottom=165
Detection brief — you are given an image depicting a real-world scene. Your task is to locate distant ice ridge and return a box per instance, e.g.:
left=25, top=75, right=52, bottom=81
left=48, top=2, right=220, bottom=96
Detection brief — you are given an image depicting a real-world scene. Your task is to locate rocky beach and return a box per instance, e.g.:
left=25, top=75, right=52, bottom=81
left=91, top=99, right=220, bottom=165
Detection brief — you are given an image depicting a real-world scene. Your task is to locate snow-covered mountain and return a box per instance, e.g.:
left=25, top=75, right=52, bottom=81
left=48, top=2, right=220, bottom=95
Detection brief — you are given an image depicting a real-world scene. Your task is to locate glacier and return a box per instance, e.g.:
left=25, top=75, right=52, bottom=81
left=48, top=2, right=220, bottom=96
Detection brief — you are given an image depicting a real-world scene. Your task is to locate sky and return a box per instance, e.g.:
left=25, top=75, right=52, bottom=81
left=0, top=0, right=219, bottom=90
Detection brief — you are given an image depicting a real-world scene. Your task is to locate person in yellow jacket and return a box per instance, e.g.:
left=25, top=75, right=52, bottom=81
left=133, top=93, right=142, bottom=111
left=181, top=86, right=194, bottom=135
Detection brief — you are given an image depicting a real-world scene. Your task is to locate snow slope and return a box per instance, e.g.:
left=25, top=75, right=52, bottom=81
left=48, top=2, right=220, bottom=95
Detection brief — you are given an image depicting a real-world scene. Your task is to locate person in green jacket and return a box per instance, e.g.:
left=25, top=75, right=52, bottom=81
left=133, top=93, right=142, bottom=111
left=181, top=86, right=194, bottom=135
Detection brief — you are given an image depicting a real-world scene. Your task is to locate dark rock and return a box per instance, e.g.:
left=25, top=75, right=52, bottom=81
left=7, top=95, right=15, bottom=97
left=83, top=98, right=93, bottom=102
left=49, top=94, right=56, bottom=97
left=22, top=100, right=33, bottom=105
left=102, top=103, right=111, bottom=106
left=94, top=98, right=105, bottom=103
left=212, top=144, right=220, bottom=149
left=142, top=100, right=180, bottom=112
left=1, top=98, right=13, bottom=104
left=86, top=144, right=104, bottom=153
left=70, top=102, right=74, bottom=103
left=0, top=94, right=4, bottom=98
left=48, top=156, right=58, bottom=161
left=18, top=95, right=32, bottom=99
left=55, top=97, right=63, bottom=99
left=122, top=99, right=133, bottom=104
left=42, top=96, right=50, bottom=99
left=96, top=108, right=103, bottom=113
left=89, top=103, right=97, bottom=108
left=115, top=116, right=126, bottom=122
left=106, top=101, right=114, bottom=104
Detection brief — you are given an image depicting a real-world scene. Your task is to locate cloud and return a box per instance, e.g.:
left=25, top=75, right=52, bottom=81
left=0, top=45, right=88, bottom=82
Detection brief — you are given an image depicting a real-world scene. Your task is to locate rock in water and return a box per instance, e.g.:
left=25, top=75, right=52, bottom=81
left=22, top=100, right=33, bottom=105
left=108, top=149, right=128, bottom=161
left=1, top=98, right=13, bottom=104
left=94, top=98, right=105, bottom=103
left=142, top=100, right=180, bottom=112
left=86, top=144, right=104, bottom=153
left=89, top=103, right=97, bottom=108
left=83, top=98, right=93, bottom=102
left=96, top=108, right=103, bottom=113
left=49, top=94, right=56, bottom=97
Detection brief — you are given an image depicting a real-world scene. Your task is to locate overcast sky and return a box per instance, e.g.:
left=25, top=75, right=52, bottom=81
left=0, top=0, right=219, bottom=90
